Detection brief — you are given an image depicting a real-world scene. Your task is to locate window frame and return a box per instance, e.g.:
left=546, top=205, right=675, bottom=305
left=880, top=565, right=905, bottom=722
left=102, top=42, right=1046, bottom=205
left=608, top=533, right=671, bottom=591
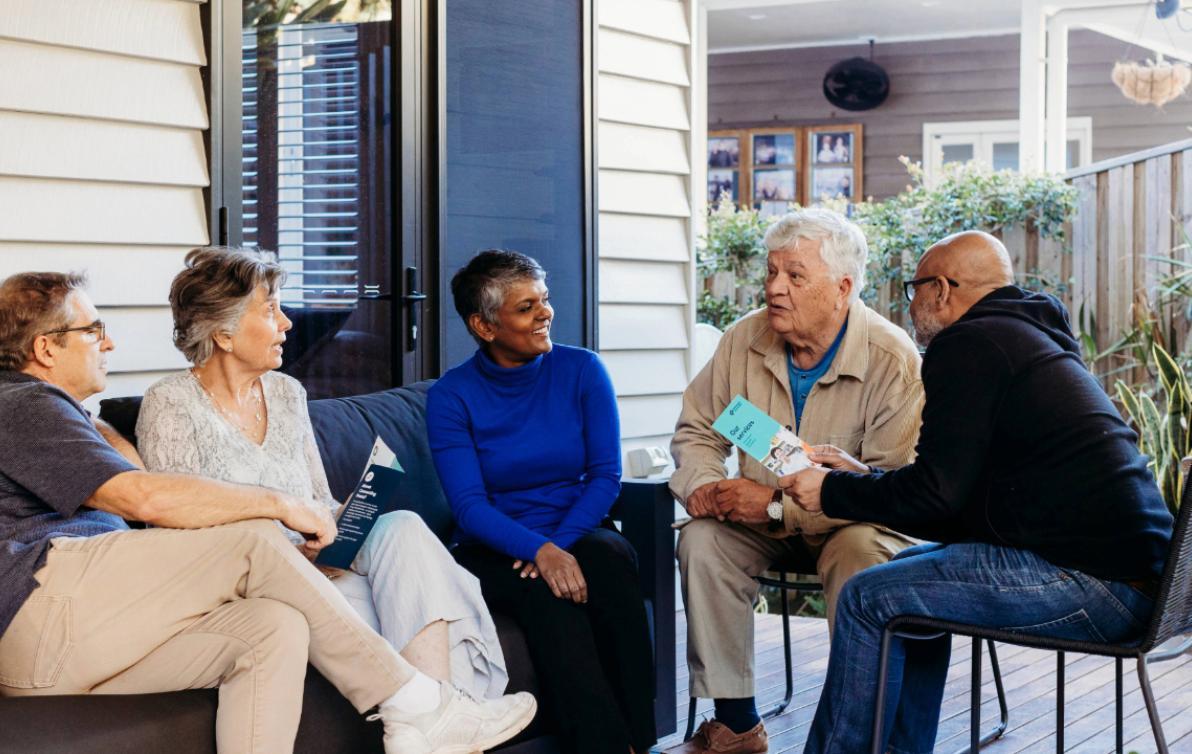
left=921, top=117, right=1093, bottom=184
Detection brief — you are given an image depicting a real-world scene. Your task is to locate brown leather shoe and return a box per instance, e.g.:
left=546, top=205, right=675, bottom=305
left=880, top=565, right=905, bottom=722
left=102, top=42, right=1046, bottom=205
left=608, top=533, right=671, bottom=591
left=662, top=720, right=768, bottom=753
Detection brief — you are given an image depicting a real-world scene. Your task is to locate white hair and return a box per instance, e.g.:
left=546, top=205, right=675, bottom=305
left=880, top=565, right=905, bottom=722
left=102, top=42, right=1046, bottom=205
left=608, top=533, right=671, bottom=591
left=763, top=208, right=868, bottom=301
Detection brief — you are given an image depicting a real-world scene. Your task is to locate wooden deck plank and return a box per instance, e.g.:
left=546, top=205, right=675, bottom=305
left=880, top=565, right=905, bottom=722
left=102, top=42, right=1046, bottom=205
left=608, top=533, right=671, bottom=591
left=656, top=612, right=1192, bottom=754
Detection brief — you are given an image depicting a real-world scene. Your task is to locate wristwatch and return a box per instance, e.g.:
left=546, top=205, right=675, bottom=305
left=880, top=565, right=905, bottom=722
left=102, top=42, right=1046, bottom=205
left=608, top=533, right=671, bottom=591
left=766, top=488, right=784, bottom=528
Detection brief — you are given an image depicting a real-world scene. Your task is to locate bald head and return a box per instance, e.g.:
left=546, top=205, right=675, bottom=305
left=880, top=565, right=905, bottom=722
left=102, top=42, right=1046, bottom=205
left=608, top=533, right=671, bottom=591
left=908, top=231, right=1015, bottom=347
left=917, top=231, right=1014, bottom=301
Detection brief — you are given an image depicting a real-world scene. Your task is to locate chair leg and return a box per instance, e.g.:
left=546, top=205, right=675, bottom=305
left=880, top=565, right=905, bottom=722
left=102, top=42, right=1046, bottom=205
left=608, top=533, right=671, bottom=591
left=684, top=697, right=698, bottom=741
left=1116, top=658, right=1123, bottom=754
left=871, top=628, right=896, bottom=754
left=950, top=641, right=1008, bottom=754
left=970, top=639, right=981, bottom=754
left=1056, top=651, right=1065, bottom=754
left=987, top=641, right=1009, bottom=743
left=1137, top=655, right=1170, bottom=754
left=761, top=578, right=794, bottom=719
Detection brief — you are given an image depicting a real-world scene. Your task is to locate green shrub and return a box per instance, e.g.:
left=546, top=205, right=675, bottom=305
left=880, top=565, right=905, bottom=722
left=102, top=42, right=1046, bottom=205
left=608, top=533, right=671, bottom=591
left=1116, top=344, right=1191, bottom=513
left=696, top=160, right=1079, bottom=327
left=852, top=158, right=1077, bottom=318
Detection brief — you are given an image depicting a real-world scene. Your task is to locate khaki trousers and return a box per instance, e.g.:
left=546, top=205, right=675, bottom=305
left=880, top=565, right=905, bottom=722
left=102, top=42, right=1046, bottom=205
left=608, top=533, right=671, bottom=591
left=676, top=519, right=911, bottom=699
left=0, top=520, right=415, bottom=754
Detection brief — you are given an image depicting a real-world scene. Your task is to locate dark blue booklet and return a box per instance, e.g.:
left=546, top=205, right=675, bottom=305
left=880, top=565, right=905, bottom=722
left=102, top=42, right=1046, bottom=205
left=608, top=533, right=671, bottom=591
left=316, top=464, right=405, bottom=569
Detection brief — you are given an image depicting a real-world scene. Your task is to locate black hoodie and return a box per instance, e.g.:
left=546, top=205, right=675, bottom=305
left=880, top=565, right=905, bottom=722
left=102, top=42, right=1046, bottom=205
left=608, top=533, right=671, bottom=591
left=822, top=286, right=1173, bottom=581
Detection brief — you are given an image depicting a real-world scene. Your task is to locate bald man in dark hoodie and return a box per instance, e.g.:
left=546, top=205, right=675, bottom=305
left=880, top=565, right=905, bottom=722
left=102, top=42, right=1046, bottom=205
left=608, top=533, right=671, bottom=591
left=783, top=231, right=1174, bottom=754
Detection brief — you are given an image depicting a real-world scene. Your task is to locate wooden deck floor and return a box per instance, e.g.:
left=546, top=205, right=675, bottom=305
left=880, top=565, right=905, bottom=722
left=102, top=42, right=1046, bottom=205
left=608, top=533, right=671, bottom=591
left=654, top=612, right=1192, bottom=754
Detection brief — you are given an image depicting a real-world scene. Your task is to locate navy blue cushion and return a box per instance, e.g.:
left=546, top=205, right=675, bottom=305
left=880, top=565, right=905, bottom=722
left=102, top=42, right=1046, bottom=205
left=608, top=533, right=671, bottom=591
left=102, top=381, right=455, bottom=544
left=307, top=380, right=455, bottom=544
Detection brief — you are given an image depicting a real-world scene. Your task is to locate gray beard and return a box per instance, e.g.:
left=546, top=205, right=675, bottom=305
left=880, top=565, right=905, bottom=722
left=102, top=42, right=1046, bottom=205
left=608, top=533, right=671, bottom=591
left=912, top=309, right=944, bottom=348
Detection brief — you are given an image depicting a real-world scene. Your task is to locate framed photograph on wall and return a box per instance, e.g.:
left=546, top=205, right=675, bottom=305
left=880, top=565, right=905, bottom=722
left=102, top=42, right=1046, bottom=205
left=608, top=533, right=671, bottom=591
left=708, top=169, right=739, bottom=202
left=708, top=136, right=740, bottom=168
left=806, top=124, right=862, bottom=205
left=753, top=168, right=795, bottom=201
left=811, top=167, right=854, bottom=201
left=811, top=132, right=853, bottom=164
left=753, top=133, right=795, bottom=166
left=707, top=133, right=742, bottom=206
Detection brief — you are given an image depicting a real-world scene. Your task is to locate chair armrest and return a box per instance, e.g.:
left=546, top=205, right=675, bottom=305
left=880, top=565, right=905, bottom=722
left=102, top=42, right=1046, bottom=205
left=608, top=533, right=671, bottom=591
left=609, top=477, right=677, bottom=738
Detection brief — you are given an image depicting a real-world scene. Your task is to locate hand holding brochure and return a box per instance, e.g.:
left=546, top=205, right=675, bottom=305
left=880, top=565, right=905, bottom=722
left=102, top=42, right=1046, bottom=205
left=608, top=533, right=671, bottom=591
left=315, top=437, right=405, bottom=569
left=711, top=394, right=814, bottom=476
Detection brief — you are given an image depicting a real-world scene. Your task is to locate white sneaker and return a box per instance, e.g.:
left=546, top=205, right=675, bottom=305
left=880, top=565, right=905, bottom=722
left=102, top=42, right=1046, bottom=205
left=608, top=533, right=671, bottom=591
left=370, top=683, right=537, bottom=754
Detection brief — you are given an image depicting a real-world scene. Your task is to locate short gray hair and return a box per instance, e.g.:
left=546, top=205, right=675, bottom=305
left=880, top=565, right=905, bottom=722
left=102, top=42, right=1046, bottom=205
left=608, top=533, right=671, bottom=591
left=763, top=208, right=868, bottom=300
left=169, top=247, right=286, bottom=366
left=450, top=250, right=546, bottom=342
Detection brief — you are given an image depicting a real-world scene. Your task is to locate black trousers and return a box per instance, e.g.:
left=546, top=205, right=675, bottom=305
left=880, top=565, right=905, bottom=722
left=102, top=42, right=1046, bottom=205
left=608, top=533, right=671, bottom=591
left=454, top=526, right=657, bottom=754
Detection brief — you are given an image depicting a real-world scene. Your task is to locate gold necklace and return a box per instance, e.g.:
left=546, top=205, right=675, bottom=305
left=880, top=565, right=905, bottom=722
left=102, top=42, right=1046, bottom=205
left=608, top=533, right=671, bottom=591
left=191, top=370, right=265, bottom=436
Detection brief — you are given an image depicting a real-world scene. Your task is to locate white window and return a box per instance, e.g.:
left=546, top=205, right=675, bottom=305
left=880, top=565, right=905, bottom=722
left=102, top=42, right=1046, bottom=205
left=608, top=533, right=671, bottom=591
left=922, top=118, right=1093, bottom=184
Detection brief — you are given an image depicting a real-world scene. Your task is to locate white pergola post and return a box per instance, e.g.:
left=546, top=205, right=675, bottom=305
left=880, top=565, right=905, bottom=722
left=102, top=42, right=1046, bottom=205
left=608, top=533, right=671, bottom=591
left=1019, top=0, right=1048, bottom=173
left=1044, top=17, right=1070, bottom=174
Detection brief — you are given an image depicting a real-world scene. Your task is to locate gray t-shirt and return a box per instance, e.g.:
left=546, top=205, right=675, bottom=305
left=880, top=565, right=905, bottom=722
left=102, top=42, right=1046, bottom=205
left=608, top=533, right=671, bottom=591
left=0, top=371, right=133, bottom=636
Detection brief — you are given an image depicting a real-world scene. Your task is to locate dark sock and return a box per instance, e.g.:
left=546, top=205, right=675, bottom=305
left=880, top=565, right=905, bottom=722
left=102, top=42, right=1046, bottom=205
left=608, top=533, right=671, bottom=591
left=713, top=697, right=760, bottom=734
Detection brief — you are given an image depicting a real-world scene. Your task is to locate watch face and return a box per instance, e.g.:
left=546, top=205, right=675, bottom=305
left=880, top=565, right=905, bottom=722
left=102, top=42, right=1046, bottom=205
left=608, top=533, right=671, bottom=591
left=767, top=501, right=783, bottom=520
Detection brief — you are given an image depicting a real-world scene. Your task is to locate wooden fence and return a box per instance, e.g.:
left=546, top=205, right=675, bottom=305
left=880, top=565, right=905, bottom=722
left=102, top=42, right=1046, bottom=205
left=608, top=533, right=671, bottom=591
left=1064, top=138, right=1192, bottom=369
left=873, top=138, right=1192, bottom=377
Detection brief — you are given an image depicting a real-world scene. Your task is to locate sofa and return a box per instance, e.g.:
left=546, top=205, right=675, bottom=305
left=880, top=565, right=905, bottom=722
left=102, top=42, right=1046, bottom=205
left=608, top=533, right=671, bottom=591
left=0, top=381, right=676, bottom=753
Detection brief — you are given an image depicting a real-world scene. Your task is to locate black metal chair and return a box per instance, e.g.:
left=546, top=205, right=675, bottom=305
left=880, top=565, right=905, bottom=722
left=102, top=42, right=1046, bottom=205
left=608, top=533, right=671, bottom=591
left=683, top=551, right=1008, bottom=752
left=871, top=470, right=1192, bottom=754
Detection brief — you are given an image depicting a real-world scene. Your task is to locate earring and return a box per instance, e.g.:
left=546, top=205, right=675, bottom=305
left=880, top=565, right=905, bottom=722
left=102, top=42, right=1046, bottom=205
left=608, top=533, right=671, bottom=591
left=224, top=344, right=233, bottom=353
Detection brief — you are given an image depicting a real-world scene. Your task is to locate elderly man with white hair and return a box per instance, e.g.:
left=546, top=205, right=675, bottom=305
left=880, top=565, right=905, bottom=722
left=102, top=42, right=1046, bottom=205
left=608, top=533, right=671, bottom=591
left=665, top=208, right=924, bottom=754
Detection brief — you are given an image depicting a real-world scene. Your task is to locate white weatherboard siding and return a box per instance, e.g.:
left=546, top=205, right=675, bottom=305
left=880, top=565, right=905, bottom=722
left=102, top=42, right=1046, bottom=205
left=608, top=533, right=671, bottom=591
left=0, top=0, right=210, bottom=410
left=596, top=0, right=700, bottom=467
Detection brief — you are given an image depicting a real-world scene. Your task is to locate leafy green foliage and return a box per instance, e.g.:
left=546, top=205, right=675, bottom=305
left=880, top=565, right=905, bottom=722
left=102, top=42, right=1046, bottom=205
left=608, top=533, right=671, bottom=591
left=851, top=158, right=1078, bottom=316
left=1116, top=344, right=1191, bottom=513
left=695, top=160, right=1079, bottom=327
left=244, top=0, right=388, bottom=31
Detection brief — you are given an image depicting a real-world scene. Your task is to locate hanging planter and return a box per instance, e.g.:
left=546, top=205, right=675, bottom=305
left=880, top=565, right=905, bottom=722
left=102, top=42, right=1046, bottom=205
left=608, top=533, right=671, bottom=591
left=1111, top=58, right=1192, bottom=107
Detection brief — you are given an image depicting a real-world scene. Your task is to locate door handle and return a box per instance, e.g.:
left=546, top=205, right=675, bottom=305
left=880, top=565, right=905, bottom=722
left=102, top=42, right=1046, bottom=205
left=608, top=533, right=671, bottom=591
left=402, top=267, right=426, bottom=351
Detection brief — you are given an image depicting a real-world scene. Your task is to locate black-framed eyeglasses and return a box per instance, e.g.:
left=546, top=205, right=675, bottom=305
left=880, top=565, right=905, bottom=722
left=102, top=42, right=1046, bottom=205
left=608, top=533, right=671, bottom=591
left=903, top=276, right=959, bottom=303
left=43, top=320, right=106, bottom=343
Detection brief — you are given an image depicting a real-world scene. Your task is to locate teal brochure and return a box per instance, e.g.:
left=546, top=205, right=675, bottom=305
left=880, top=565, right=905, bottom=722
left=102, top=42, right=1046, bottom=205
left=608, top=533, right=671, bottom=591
left=712, top=394, right=814, bottom=476
left=712, top=394, right=783, bottom=462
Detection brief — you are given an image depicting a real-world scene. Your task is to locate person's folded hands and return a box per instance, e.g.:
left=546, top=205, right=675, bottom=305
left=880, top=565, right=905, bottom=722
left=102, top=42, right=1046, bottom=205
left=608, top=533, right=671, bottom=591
left=714, top=478, right=773, bottom=524
left=686, top=480, right=724, bottom=520
left=778, top=466, right=830, bottom=514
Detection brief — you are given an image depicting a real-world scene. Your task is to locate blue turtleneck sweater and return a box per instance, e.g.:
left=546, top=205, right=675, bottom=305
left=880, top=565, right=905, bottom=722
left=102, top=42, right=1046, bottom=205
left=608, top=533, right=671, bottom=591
left=426, top=344, right=622, bottom=562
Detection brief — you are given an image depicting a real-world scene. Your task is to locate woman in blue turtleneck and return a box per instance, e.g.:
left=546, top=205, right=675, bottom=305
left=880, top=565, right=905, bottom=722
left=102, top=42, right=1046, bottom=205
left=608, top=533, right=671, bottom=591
left=427, top=250, right=655, bottom=754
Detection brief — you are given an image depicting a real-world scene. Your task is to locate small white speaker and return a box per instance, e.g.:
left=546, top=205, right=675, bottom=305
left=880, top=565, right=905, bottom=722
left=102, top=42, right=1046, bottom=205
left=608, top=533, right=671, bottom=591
left=626, top=447, right=670, bottom=478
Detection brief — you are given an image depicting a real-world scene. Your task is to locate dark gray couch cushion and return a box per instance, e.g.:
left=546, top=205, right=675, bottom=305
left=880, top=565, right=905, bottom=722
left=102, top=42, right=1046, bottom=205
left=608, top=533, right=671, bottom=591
left=307, top=382, right=455, bottom=543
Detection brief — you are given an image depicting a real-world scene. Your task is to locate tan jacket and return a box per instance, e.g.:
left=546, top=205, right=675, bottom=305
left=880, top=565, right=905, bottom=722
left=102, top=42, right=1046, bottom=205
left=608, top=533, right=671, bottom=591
left=670, top=300, right=924, bottom=541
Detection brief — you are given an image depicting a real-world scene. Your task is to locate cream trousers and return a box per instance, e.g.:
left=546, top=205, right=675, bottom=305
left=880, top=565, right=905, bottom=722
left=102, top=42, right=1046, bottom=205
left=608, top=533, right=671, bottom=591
left=0, top=520, right=414, bottom=754
left=677, top=519, right=911, bottom=699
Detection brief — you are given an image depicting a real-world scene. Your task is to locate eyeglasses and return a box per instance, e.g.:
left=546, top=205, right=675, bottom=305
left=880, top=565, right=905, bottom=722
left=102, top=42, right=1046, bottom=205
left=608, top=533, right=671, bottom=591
left=43, top=320, right=106, bottom=344
left=903, top=276, right=959, bottom=303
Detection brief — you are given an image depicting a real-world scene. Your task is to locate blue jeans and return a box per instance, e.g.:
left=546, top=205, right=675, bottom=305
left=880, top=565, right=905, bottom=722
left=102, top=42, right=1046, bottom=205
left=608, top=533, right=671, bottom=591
left=802, top=542, right=1154, bottom=754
